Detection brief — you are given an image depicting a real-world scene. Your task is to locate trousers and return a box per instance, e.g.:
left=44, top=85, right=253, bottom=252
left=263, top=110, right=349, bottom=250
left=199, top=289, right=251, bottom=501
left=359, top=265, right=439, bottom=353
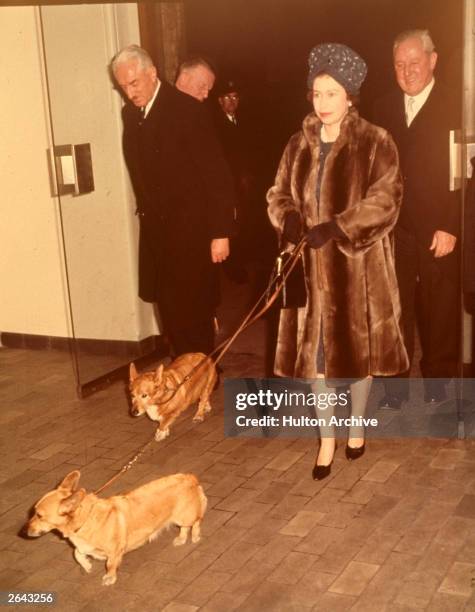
left=384, top=226, right=460, bottom=398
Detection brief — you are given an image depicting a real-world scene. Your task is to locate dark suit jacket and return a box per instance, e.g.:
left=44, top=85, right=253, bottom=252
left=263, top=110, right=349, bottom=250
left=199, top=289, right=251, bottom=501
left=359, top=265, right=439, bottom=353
left=213, top=111, right=250, bottom=187
left=121, top=81, right=236, bottom=329
left=464, top=158, right=475, bottom=294
left=372, top=82, right=460, bottom=247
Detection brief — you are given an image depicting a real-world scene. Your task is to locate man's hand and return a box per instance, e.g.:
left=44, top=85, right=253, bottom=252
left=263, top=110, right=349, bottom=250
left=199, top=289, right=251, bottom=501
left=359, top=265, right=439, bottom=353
left=429, top=230, right=457, bottom=258
left=211, top=238, right=230, bottom=263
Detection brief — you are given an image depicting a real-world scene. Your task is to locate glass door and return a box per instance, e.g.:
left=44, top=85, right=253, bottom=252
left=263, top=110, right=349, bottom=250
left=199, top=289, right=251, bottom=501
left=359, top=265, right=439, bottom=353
left=39, top=4, right=161, bottom=396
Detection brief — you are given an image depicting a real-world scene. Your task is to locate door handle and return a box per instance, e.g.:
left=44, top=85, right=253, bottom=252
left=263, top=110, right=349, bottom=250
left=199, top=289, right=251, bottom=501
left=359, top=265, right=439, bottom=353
left=49, top=143, right=94, bottom=196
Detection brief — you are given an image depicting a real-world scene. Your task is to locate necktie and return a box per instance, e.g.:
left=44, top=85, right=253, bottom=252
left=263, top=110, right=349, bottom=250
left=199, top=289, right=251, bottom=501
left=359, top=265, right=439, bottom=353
left=406, top=97, right=415, bottom=126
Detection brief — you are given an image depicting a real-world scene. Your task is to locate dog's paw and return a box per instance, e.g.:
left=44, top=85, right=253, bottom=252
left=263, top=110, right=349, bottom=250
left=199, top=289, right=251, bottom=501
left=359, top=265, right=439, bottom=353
left=191, top=533, right=201, bottom=544
left=102, top=574, right=117, bottom=586
left=173, top=535, right=187, bottom=547
left=192, top=414, right=204, bottom=423
left=74, top=551, right=92, bottom=573
left=154, top=428, right=169, bottom=442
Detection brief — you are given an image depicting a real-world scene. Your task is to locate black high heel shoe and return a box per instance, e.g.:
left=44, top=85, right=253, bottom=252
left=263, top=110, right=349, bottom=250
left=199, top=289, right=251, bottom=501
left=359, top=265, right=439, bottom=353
left=312, top=441, right=337, bottom=481
left=345, top=442, right=365, bottom=461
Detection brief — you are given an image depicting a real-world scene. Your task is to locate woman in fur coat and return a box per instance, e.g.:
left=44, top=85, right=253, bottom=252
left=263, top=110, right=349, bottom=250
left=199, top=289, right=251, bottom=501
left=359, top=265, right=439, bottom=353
left=267, top=43, right=408, bottom=480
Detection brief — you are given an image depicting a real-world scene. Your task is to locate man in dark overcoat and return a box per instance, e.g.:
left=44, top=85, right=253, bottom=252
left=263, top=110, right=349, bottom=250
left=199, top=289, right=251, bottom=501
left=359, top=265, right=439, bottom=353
left=112, top=45, right=236, bottom=356
left=212, top=78, right=254, bottom=282
left=373, top=29, right=460, bottom=407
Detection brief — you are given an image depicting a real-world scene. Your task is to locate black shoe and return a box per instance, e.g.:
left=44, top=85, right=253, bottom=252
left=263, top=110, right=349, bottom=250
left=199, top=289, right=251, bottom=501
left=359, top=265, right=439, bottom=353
left=378, top=394, right=405, bottom=410
left=424, top=387, right=447, bottom=403
left=312, top=442, right=337, bottom=481
left=312, top=463, right=332, bottom=480
left=345, top=442, right=365, bottom=461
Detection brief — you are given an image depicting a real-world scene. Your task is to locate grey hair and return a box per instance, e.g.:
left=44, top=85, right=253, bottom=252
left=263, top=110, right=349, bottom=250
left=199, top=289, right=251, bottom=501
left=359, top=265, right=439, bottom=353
left=393, top=29, right=435, bottom=54
left=111, top=44, right=154, bottom=75
left=176, top=55, right=215, bottom=78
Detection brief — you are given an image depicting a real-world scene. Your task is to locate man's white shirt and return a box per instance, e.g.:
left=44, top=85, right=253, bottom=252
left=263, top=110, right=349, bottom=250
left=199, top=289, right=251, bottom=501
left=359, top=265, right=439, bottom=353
left=405, top=78, right=434, bottom=126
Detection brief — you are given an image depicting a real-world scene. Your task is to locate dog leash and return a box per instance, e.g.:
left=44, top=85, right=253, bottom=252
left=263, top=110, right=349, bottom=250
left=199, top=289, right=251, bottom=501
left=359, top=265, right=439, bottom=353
left=148, top=237, right=307, bottom=406
left=93, top=238, right=307, bottom=495
left=210, top=236, right=307, bottom=363
left=93, top=438, right=157, bottom=495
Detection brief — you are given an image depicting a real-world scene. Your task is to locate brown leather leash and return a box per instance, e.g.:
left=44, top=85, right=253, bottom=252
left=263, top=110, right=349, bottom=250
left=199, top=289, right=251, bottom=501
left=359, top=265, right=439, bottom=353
left=93, top=238, right=307, bottom=495
left=94, top=439, right=156, bottom=495
left=150, top=236, right=307, bottom=406
left=210, top=237, right=307, bottom=365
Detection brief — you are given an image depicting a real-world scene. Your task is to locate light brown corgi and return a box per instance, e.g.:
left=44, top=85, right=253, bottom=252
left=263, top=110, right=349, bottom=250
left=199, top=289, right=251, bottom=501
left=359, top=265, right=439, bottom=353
left=25, top=470, right=207, bottom=586
left=129, top=352, right=217, bottom=441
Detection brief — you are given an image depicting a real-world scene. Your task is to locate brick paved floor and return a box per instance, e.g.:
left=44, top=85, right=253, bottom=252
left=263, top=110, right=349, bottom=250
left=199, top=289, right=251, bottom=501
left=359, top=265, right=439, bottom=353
left=1, top=282, right=474, bottom=610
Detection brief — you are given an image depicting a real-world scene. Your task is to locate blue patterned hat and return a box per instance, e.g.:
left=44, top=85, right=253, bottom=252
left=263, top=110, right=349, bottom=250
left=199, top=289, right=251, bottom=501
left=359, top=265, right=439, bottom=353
left=307, top=43, right=367, bottom=94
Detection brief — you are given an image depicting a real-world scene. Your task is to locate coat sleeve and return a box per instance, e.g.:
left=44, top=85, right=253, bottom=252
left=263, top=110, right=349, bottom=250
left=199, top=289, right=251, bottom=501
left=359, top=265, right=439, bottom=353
left=427, top=113, right=460, bottom=238
left=464, top=161, right=475, bottom=293
left=334, top=131, right=403, bottom=256
left=266, top=133, right=304, bottom=238
left=185, top=104, right=237, bottom=239
left=121, top=106, right=146, bottom=211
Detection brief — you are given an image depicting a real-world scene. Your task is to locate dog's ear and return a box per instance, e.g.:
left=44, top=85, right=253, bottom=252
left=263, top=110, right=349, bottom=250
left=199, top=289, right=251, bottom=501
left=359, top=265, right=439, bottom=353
left=129, top=362, right=138, bottom=381
left=59, top=489, right=86, bottom=515
left=155, top=363, right=164, bottom=383
left=58, top=470, right=81, bottom=492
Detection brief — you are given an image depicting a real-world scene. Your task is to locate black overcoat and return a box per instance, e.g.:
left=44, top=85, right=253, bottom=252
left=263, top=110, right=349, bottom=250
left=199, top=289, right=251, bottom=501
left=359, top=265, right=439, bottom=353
left=372, top=82, right=460, bottom=247
left=212, top=110, right=250, bottom=187
left=121, top=82, right=236, bottom=330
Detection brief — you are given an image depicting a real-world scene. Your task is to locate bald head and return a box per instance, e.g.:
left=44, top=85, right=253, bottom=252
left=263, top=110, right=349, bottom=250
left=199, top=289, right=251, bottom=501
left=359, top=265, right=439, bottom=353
left=176, top=59, right=216, bottom=101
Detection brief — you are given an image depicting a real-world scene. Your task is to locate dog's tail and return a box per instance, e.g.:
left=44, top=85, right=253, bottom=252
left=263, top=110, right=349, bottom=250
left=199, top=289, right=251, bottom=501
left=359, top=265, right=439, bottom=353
left=184, top=474, right=208, bottom=519
left=197, top=485, right=208, bottom=519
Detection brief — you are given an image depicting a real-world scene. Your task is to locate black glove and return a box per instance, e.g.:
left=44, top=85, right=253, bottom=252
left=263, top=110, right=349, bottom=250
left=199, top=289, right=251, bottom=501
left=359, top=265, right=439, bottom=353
left=282, top=210, right=303, bottom=245
left=306, top=220, right=343, bottom=249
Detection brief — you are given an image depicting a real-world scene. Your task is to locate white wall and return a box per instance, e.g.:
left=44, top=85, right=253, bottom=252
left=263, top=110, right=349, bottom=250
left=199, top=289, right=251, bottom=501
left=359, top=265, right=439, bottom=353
left=0, top=4, right=158, bottom=342
left=463, top=0, right=475, bottom=362
left=0, top=7, right=71, bottom=337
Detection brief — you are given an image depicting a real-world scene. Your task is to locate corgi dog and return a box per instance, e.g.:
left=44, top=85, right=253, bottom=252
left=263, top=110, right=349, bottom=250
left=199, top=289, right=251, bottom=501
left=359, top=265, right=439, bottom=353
left=129, top=353, right=217, bottom=441
left=25, top=470, right=207, bottom=586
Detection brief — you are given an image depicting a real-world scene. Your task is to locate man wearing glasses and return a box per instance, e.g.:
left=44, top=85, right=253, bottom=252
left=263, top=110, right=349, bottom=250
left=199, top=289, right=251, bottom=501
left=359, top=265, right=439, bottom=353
left=213, top=79, right=255, bottom=283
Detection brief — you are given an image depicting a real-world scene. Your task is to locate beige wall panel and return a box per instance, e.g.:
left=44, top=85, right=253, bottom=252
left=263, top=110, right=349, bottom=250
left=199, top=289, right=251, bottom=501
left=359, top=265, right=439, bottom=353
left=0, top=7, right=70, bottom=337
left=0, top=4, right=158, bottom=342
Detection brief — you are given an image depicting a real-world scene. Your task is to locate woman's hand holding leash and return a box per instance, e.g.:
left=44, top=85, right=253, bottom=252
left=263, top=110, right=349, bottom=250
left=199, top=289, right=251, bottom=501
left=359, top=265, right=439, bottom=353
left=306, top=220, right=344, bottom=249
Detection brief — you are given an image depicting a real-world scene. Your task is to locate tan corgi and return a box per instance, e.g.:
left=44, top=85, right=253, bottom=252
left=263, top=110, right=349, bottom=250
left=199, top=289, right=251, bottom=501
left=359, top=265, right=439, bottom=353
left=129, top=353, right=217, bottom=441
left=25, top=470, right=207, bottom=586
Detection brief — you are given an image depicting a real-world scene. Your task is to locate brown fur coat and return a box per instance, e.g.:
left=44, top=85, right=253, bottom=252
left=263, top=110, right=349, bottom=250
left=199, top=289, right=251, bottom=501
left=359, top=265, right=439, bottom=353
left=267, top=109, right=409, bottom=379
